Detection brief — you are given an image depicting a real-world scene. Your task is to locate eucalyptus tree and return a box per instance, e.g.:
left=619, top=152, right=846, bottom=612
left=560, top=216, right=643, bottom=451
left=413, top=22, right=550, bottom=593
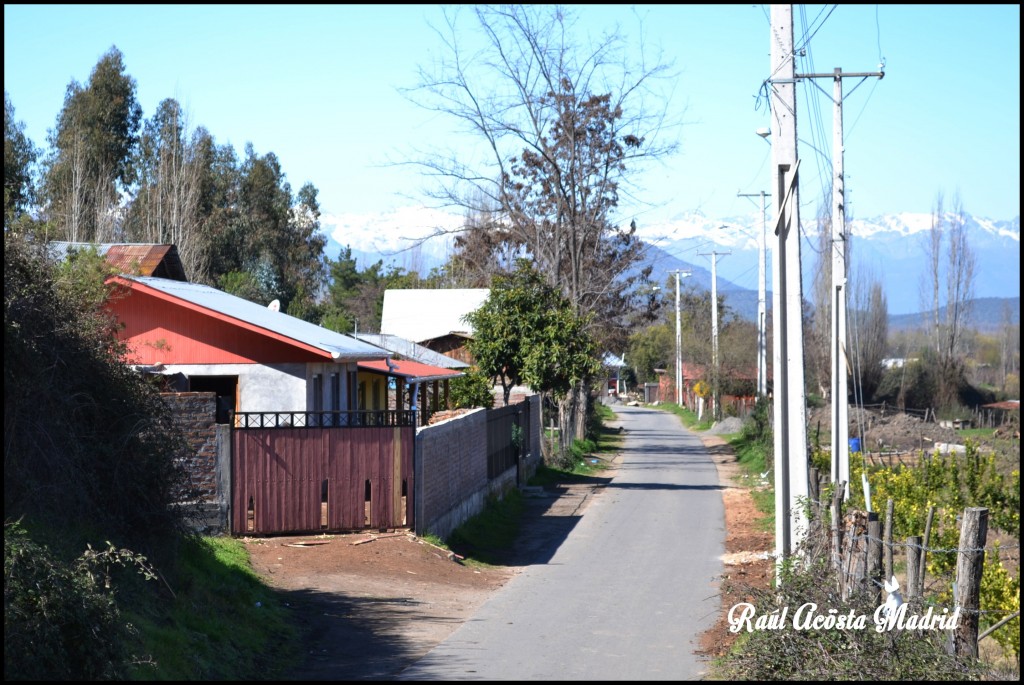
left=407, top=5, right=678, bottom=445
left=125, top=98, right=209, bottom=279
left=4, top=91, right=38, bottom=227
left=40, top=46, right=142, bottom=242
left=210, top=144, right=327, bottom=318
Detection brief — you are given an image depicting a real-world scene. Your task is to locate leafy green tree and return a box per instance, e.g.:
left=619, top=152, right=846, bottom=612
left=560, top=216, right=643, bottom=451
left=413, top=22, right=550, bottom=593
left=465, top=259, right=600, bottom=417
left=4, top=231, right=192, bottom=545
left=448, top=369, right=496, bottom=409
left=207, top=145, right=327, bottom=317
left=4, top=91, right=38, bottom=226
left=40, top=46, right=142, bottom=242
left=627, top=322, right=674, bottom=384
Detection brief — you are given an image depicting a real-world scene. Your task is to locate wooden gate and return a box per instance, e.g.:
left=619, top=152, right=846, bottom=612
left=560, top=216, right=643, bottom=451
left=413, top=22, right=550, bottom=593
left=231, top=420, right=414, bottom=535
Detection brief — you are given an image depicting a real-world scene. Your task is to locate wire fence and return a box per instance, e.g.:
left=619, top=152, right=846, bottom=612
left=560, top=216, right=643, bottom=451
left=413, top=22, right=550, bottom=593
left=806, top=484, right=1020, bottom=660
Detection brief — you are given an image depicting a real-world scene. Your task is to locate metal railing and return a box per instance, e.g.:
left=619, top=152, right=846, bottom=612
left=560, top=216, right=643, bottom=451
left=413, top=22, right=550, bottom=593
left=233, top=409, right=416, bottom=429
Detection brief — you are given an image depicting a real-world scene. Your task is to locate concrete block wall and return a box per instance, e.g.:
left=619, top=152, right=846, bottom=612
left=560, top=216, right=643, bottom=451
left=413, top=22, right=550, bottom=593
left=414, top=408, right=489, bottom=540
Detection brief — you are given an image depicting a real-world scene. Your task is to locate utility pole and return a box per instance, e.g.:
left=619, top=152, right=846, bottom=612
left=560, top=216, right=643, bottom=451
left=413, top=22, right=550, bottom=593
left=670, top=270, right=692, bottom=406
left=769, top=4, right=809, bottom=575
left=796, top=66, right=885, bottom=501
left=737, top=190, right=769, bottom=398
left=698, top=250, right=729, bottom=420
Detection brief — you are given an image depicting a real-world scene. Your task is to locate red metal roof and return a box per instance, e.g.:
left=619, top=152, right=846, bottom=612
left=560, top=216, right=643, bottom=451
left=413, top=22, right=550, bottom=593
left=359, top=359, right=464, bottom=383
left=982, top=400, right=1020, bottom=410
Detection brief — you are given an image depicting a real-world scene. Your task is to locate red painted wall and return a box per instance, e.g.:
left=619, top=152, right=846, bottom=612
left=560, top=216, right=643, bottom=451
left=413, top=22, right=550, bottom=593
left=109, top=289, right=325, bottom=365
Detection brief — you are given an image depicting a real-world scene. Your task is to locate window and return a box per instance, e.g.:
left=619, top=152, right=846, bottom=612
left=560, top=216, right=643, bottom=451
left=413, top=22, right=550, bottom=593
left=312, top=374, right=323, bottom=425
left=330, top=373, right=341, bottom=425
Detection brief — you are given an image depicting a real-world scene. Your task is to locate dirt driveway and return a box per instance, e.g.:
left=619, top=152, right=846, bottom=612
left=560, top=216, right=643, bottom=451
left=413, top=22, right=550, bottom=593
left=243, top=431, right=769, bottom=680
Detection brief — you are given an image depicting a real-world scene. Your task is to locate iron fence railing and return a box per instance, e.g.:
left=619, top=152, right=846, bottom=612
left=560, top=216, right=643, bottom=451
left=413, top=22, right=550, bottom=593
left=233, top=409, right=416, bottom=429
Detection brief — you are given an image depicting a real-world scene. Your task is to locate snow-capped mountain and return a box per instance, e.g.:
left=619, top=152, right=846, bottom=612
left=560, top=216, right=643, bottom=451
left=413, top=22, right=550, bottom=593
left=322, top=207, right=1020, bottom=320
left=625, top=210, right=1020, bottom=317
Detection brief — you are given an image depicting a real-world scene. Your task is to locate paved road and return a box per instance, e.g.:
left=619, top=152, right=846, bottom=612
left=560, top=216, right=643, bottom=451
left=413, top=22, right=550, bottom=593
left=399, top=403, right=725, bottom=681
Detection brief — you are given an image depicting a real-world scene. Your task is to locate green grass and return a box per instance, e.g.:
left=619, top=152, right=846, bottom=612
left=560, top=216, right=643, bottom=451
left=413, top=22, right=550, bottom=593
left=726, top=432, right=775, bottom=533
left=124, top=537, right=302, bottom=680
left=651, top=401, right=715, bottom=431
left=445, top=489, right=526, bottom=566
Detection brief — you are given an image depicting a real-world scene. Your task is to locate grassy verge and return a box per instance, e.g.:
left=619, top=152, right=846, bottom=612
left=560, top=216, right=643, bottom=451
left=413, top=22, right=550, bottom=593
left=653, top=401, right=715, bottom=432
left=124, top=536, right=301, bottom=680
left=442, top=402, right=623, bottom=564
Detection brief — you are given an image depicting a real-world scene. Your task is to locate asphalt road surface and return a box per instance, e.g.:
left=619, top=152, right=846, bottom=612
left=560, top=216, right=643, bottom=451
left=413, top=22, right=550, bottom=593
left=399, top=403, right=725, bottom=681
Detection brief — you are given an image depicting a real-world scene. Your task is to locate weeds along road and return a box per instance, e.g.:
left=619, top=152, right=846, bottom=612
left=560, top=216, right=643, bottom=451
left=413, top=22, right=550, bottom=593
left=399, top=403, right=725, bottom=681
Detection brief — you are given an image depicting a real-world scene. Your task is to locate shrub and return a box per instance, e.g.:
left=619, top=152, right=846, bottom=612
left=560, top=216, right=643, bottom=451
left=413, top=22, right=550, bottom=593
left=720, top=554, right=981, bottom=681
left=4, top=521, right=155, bottom=680
left=449, top=368, right=496, bottom=409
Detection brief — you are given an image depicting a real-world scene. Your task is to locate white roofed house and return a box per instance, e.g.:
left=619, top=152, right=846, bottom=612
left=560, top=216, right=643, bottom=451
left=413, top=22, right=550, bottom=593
left=380, top=288, right=490, bottom=366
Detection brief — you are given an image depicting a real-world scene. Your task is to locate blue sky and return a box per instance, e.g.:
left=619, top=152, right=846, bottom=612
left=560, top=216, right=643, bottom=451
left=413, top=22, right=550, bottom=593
left=4, top=4, right=1020, bottom=236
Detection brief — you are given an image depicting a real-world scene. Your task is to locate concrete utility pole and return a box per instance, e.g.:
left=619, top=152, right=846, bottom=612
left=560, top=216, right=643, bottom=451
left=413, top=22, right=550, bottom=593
left=796, top=66, right=884, bottom=501
left=697, top=250, right=729, bottom=420
left=737, top=190, right=769, bottom=398
left=769, top=3, right=809, bottom=574
left=670, top=270, right=692, bottom=406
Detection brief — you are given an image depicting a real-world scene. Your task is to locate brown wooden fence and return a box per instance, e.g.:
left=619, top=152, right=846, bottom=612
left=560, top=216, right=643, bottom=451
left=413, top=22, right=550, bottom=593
left=231, top=423, right=414, bottom=535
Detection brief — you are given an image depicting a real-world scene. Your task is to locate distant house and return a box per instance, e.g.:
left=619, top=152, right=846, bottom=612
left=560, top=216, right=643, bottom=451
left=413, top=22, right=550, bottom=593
left=105, top=275, right=391, bottom=422
left=354, top=332, right=471, bottom=370
left=50, top=241, right=189, bottom=281
left=380, top=288, right=490, bottom=365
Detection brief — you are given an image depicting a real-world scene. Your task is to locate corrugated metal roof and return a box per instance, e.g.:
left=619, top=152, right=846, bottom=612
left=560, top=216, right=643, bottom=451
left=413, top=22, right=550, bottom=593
left=113, top=275, right=390, bottom=362
left=355, top=333, right=470, bottom=369
left=358, top=359, right=464, bottom=383
left=49, top=242, right=188, bottom=280
left=982, top=400, right=1020, bottom=410
left=380, top=288, right=490, bottom=343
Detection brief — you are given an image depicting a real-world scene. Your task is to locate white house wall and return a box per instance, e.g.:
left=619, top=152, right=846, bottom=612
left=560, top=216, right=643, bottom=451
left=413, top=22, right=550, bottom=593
left=307, top=361, right=358, bottom=412
left=164, top=363, right=306, bottom=412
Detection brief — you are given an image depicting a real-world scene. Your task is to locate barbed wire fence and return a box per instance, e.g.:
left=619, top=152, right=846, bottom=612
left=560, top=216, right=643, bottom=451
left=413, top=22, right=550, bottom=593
left=803, top=468, right=1020, bottom=661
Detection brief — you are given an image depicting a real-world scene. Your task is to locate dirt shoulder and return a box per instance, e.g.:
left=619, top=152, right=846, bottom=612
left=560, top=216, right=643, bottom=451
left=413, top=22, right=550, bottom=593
left=694, top=433, right=775, bottom=665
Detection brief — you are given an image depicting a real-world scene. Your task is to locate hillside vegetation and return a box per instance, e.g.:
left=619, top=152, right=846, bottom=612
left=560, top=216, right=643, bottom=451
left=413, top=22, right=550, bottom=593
left=4, top=233, right=299, bottom=680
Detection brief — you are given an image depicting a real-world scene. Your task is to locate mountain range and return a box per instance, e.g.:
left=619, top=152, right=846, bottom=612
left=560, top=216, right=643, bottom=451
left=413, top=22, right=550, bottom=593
left=322, top=208, right=1020, bottom=332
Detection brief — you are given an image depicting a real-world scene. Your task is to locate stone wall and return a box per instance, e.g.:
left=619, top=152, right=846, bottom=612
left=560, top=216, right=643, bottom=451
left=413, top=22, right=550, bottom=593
left=162, top=392, right=229, bottom=535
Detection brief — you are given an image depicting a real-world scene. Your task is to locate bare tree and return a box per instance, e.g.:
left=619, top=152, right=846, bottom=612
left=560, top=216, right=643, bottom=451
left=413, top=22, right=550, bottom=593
left=809, top=203, right=833, bottom=401
left=403, top=5, right=680, bottom=447
left=917, top=191, right=977, bottom=411
left=850, top=266, right=888, bottom=402
left=998, top=302, right=1020, bottom=395
left=942, top=193, right=976, bottom=362
left=920, top=192, right=945, bottom=354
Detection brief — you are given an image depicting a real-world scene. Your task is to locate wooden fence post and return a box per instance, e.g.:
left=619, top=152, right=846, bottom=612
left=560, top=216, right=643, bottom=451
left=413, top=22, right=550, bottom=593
left=920, top=505, right=936, bottom=595
left=906, top=536, right=922, bottom=601
left=954, top=507, right=989, bottom=660
left=831, top=482, right=845, bottom=585
left=867, top=512, right=882, bottom=605
left=883, top=498, right=894, bottom=581
left=809, top=467, right=820, bottom=537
